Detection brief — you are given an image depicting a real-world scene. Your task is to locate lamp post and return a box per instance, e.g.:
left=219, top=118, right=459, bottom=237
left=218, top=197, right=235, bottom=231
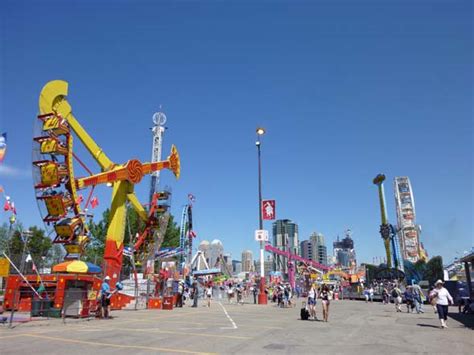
left=256, top=127, right=267, bottom=304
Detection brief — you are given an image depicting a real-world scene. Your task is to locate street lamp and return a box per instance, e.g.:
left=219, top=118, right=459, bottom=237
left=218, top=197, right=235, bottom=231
left=256, top=127, right=267, bottom=304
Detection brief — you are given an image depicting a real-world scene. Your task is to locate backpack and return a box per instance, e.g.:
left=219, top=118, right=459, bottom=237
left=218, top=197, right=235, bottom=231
left=391, top=289, right=399, bottom=298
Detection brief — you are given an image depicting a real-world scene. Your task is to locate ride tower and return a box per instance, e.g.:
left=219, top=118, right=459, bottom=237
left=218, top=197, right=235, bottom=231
left=373, top=174, right=403, bottom=272
left=149, top=110, right=167, bottom=205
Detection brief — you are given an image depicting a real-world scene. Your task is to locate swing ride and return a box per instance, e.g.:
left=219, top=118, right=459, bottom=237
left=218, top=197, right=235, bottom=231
left=3, top=80, right=181, bottom=313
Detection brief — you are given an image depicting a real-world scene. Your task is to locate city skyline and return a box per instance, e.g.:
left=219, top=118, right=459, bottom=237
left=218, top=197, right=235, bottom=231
left=0, top=1, right=472, bottom=265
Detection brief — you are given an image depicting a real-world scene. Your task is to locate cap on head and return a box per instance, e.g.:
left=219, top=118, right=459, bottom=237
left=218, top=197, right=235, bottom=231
left=104, top=276, right=111, bottom=281
left=435, top=279, right=443, bottom=286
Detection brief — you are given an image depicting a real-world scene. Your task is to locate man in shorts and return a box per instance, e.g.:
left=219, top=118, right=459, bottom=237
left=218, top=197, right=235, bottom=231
left=101, top=276, right=112, bottom=319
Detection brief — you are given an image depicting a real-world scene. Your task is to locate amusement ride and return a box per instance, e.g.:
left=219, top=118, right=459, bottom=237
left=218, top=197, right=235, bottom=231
left=4, top=80, right=181, bottom=313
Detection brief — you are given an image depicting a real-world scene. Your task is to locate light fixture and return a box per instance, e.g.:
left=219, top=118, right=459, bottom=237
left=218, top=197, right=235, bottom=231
left=256, top=127, right=265, bottom=135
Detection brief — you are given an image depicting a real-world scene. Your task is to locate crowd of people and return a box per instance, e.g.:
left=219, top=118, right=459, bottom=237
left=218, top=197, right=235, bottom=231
left=97, top=274, right=456, bottom=330
left=361, top=279, right=454, bottom=329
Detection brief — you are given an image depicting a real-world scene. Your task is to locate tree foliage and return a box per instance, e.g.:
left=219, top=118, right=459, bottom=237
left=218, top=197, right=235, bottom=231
left=84, top=206, right=181, bottom=271
left=161, top=214, right=180, bottom=249
left=424, top=256, right=443, bottom=285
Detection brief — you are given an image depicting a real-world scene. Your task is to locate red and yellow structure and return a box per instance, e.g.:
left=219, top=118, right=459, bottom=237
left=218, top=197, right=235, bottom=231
left=4, top=80, right=180, bottom=313
left=34, top=80, right=180, bottom=286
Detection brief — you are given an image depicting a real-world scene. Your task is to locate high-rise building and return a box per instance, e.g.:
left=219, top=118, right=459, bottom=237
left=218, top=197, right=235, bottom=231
left=223, top=253, right=232, bottom=271
left=300, top=240, right=313, bottom=260
left=232, top=260, right=242, bottom=274
left=272, top=219, right=299, bottom=273
left=309, top=232, right=327, bottom=266
left=241, top=250, right=254, bottom=272
left=209, top=239, right=224, bottom=268
left=255, top=256, right=273, bottom=276
left=333, top=230, right=356, bottom=269
left=394, top=176, right=422, bottom=264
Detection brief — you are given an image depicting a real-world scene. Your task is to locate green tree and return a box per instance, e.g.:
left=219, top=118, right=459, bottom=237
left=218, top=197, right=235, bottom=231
left=161, top=214, right=180, bottom=249
left=46, top=244, right=65, bottom=266
left=7, top=226, right=51, bottom=258
left=424, top=256, right=443, bottom=285
left=84, top=209, right=110, bottom=265
left=84, top=206, right=180, bottom=274
left=0, top=223, right=11, bottom=254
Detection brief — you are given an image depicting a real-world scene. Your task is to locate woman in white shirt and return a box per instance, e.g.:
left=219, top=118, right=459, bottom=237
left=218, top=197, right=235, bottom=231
left=307, top=284, right=317, bottom=320
left=433, top=280, right=453, bottom=328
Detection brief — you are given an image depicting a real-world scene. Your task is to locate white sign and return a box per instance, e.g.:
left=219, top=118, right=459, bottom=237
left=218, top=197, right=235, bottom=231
left=255, top=229, right=269, bottom=242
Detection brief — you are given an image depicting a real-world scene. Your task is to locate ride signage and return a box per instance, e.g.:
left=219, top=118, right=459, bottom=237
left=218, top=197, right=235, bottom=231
left=255, top=229, right=269, bottom=242
left=262, top=200, right=275, bottom=220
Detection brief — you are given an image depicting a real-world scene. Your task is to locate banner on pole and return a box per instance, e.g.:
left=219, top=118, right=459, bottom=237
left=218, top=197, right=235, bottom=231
left=0, top=257, right=10, bottom=277
left=262, top=200, right=275, bottom=220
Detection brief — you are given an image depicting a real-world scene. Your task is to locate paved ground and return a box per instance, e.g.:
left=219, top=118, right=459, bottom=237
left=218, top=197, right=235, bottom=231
left=1, top=299, right=472, bottom=354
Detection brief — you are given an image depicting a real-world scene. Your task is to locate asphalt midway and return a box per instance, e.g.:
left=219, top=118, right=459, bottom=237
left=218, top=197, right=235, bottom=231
left=1, top=298, right=472, bottom=354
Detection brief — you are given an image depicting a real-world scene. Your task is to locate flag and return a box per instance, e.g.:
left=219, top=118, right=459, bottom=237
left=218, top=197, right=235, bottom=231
left=10, top=201, right=16, bottom=214
left=0, top=133, right=6, bottom=163
left=123, top=246, right=134, bottom=257
left=188, top=230, right=196, bottom=238
left=90, top=196, right=99, bottom=208
left=188, top=193, right=196, bottom=203
left=75, top=195, right=84, bottom=205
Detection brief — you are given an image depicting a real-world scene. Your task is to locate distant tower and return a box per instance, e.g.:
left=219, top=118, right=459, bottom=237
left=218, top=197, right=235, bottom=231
left=241, top=250, right=254, bottom=272
left=394, top=177, right=421, bottom=263
left=149, top=109, right=167, bottom=204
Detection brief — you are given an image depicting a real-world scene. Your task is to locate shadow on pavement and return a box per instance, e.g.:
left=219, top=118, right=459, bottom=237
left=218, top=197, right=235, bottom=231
left=417, top=323, right=440, bottom=329
left=448, top=313, right=474, bottom=330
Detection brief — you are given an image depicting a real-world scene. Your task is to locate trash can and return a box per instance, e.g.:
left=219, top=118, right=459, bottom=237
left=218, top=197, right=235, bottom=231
left=162, top=296, right=174, bottom=310
left=31, top=299, right=52, bottom=317
left=31, top=299, right=42, bottom=317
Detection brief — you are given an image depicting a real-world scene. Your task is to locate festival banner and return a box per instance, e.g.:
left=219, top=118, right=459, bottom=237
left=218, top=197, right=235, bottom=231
left=262, top=199, right=276, bottom=220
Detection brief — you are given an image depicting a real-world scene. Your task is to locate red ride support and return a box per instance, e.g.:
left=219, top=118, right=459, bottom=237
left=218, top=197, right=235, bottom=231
left=103, top=239, right=124, bottom=285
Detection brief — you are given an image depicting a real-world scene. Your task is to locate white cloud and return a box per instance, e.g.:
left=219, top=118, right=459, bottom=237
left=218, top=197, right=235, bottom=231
left=0, top=164, right=31, bottom=178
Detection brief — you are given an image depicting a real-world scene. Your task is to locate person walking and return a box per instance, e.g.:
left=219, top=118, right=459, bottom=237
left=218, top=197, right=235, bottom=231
left=392, top=285, right=402, bottom=312
left=320, top=285, right=330, bottom=322
left=433, top=280, right=453, bottom=329
left=308, top=284, right=317, bottom=320
left=206, top=285, right=212, bottom=307
left=176, top=281, right=184, bottom=308
left=382, top=287, right=389, bottom=305
left=404, top=286, right=415, bottom=313
left=412, top=283, right=425, bottom=314
left=191, top=280, right=199, bottom=308
left=363, top=287, right=369, bottom=303
left=252, top=284, right=258, bottom=304
left=369, top=286, right=374, bottom=303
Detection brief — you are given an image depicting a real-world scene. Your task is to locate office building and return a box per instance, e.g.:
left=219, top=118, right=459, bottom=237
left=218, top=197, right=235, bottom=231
left=272, top=219, right=299, bottom=273
left=241, top=250, right=254, bottom=272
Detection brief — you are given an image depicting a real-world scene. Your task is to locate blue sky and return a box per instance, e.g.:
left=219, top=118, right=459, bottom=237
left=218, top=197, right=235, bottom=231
left=0, top=0, right=472, bottom=265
